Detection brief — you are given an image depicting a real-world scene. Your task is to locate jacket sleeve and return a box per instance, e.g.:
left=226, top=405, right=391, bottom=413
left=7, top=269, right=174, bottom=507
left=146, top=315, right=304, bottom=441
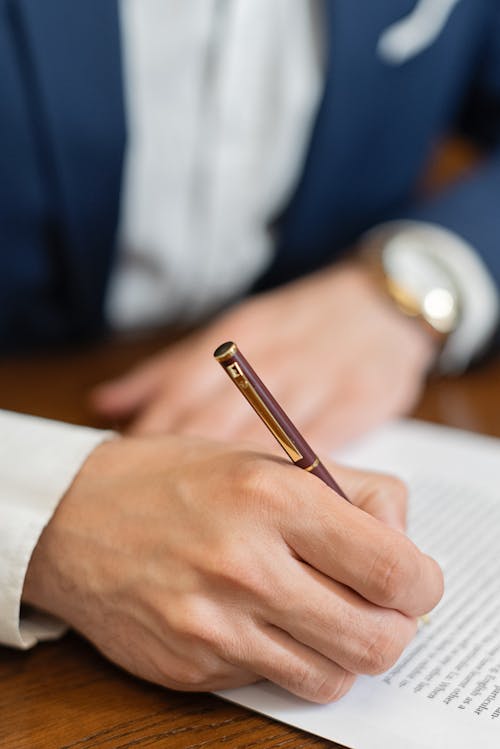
left=403, top=151, right=500, bottom=292
left=402, top=2, right=500, bottom=297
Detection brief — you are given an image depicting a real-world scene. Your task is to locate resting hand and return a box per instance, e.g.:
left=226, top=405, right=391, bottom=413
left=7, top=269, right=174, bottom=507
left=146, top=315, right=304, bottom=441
left=23, top=436, right=443, bottom=703
left=91, top=263, right=437, bottom=449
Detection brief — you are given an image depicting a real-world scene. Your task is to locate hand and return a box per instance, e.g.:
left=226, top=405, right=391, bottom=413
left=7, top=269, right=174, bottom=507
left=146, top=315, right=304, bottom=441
left=23, top=435, right=443, bottom=703
left=91, top=263, right=437, bottom=449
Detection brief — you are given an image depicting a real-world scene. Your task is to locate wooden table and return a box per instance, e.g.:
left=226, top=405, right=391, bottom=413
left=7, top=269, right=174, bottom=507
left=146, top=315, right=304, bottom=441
left=0, top=333, right=499, bottom=749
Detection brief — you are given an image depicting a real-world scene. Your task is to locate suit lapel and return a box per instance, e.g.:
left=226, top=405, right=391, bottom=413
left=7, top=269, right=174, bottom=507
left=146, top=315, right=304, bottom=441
left=268, top=0, right=420, bottom=286
left=13, top=0, right=125, bottom=333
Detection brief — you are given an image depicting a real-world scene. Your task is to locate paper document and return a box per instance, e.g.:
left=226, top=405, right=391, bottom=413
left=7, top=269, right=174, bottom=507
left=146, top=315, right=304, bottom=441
left=218, top=420, right=500, bottom=749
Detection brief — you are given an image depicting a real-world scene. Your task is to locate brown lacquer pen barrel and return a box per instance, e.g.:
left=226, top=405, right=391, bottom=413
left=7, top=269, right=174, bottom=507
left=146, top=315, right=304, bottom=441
left=214, top=341, right=350, bottom=502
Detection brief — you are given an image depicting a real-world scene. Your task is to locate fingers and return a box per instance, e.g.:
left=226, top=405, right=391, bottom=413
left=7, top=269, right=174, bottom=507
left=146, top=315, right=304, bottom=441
left=324, top=462, right=409, bottom=531
left=128, top=382, right=240, bottom=437
left=301, top=396, right=393, bottom=452
left=174, top=403, right=280, bottom=454
left=128, top=396, right=183, bottom=435
left=129, top=370, right=313, bottom=446
left=280, top=470, right=444, bottom=617
left=301, top=375, right=423, bottom=453
left=267, top=559, right=417, bottom=676
left=94, top=351, right=224, bottom=433
left=153, top=607, right=355, bottom=703
left=167, top=384, right=251, bottom=439
left=240, top=624, right=356, bottom=704
left=90, top=356, right=170, bottom=419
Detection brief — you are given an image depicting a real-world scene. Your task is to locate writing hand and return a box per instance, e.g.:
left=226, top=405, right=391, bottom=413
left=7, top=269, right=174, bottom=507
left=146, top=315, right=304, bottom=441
left=23, top=436, right=443, bottom=702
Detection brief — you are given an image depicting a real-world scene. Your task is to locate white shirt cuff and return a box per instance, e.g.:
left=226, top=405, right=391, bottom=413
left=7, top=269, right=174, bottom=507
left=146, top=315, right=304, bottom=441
left=0, top=410, right=114, bottom=649
left=367, top=220, right=500, bottom=372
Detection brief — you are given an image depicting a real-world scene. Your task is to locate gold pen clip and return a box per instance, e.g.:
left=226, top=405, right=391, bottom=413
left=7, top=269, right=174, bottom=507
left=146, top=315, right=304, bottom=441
left=225, top=362, right=303, bottom=462
left=227, top=362, right=249, bottom=388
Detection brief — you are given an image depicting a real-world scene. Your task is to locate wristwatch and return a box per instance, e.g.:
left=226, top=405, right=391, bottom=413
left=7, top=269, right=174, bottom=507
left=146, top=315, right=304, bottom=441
left=360, top=227, right=462, bottom=345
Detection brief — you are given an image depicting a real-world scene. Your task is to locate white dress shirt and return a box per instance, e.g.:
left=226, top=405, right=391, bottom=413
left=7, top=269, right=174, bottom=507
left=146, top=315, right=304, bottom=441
left=107, top=0, right=322, bottom=328
left=0, top=0, right=498, bottom=649
left=0, top=410, right=112, bottom=647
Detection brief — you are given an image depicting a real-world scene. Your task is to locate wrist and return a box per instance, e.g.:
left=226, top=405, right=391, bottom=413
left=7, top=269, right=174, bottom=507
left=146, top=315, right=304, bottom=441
left=354, top=226, right=464, bottom=367
left=339, top=259, right=440, bottom=371
left=355, top=221, right=500, bottom=373
left=22, top=439, right=119, bottom=619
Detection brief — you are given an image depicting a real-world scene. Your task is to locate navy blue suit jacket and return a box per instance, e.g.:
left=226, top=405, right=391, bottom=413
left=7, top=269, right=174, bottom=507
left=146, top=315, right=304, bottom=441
left=1, top=0, right=500, bottom=351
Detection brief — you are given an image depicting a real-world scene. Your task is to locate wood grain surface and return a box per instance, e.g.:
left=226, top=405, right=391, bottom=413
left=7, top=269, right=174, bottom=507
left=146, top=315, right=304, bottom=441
left=0, top=331, right=499, bottom=749
left=1, top=139, right=498, bottom=748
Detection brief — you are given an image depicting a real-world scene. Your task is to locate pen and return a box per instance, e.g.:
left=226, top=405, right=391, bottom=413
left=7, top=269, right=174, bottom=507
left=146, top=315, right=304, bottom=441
left=214, top=341, right=350, bottom=502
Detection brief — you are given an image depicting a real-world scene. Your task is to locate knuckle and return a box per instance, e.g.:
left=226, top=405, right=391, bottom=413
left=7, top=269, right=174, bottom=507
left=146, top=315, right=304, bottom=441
left=214, top=552, right=292, bottom=618
left=378, top=554, right=405, bottom=607
left=383, top=475, right=408, bottom=504
left=192, top=620, right=224, bottom=651
left=357, top=472, right=408, bottom=522
left=166, top=658, right=233, bottom=692
left=284, top=665, right=354, bottom=704
left=230, top=453, right=291, bottom=518
left=283, top=663, right=323, bottom=701
left=368, top=537, right=413, bottom=607
left=310, top=669, right=354, bottom=704
left=170, top=663, right=210, bottom=690
left=214, top=548, right=271, bottom=602
left=234, top=451, right=267, bottom=485
left=367, top=474, right=407, bottom=511
left=252, top=575, right=286, bottom=612
left=167, top=598, right=221, bottom=650
left=230, top=454, right=272, bottom=505
left=155, top=650, right=216, bottom=691
left=355, top=621, right=404, bottom=675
